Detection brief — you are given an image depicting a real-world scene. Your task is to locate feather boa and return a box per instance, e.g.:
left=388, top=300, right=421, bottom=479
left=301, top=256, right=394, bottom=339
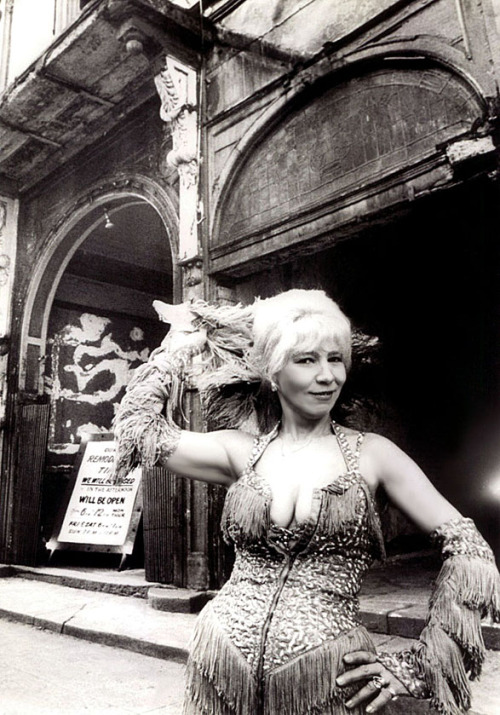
left=112, top=299, right=381, bottom=479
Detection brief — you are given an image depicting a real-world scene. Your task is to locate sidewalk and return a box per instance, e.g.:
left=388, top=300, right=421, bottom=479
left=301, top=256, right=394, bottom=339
left=0, top=559, right=499, bottom=713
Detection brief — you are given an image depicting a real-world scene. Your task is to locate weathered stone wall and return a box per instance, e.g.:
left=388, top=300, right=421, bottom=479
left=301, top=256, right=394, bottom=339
left=204, top=0, right=498, bottom=281
left=13, top=97, right=170, bottom=310
left=216, top=64, right=481, bottom=245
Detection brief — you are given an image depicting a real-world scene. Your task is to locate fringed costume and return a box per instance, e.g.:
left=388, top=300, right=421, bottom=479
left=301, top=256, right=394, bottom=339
left=378, top=517, right=500, bottom=714
left=112, top=298, right=500, bottom=715
left=184, top=422, right=385, bottom=715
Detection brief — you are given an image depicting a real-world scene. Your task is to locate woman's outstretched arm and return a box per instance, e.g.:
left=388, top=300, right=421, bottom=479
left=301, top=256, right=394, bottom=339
left=113, top=323, right=253, bottom=486
left=337, top=434, right=500, bottom=714
left=164, top=429, right=253, bottom=485
left=362, top=434, right=461, bottom=531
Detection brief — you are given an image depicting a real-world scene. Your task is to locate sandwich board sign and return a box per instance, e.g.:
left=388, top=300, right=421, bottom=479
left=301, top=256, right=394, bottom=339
left=47, top=433, right=142, bottom=568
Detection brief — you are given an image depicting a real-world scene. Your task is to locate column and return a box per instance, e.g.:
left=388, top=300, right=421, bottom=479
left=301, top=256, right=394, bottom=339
left=154, top=56, right=203, bottom=301
left=0, top=195, right=18, bottom=437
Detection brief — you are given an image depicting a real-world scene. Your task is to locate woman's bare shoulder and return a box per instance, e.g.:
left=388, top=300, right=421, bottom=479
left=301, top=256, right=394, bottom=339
left=359, top=431, right=405, bottom=465
left=361, top=430, right=394, bottom=446
left=335, top=424, right=392, bottom=449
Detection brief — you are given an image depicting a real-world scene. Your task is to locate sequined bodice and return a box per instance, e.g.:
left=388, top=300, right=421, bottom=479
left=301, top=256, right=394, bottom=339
left=185, top=426, right=499, bottom=715
left=214, top=423, right=385, bottom=676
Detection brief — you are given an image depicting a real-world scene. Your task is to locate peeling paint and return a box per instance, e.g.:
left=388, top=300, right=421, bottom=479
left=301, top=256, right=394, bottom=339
left=46, top=308, right=163, bottom=455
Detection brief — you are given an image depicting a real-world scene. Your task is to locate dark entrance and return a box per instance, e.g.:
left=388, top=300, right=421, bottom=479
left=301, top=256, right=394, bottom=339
left=42, top=200, right=173, bottom=568
left=232, top=177, right=500, bottom=558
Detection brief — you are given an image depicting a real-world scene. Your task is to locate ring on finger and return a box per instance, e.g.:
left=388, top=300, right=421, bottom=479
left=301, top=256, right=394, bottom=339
left=368, top=675, right=388, bottom=690
left=385, top=684, right=399, bottom=701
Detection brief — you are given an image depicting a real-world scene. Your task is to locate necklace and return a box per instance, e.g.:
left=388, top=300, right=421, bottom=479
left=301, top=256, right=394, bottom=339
left=278, top=431, right=331, bottom=457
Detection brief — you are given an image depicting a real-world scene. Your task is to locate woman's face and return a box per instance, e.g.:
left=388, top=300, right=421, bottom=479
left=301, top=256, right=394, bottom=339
left=274, top=336, right=347, bottom=422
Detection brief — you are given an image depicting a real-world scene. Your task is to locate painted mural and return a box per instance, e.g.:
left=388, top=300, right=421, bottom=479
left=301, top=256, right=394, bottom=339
left=45, top=306, right=165, bottom=456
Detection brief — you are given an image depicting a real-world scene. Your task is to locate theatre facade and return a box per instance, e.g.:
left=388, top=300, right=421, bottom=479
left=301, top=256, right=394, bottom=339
left=0, top=0, right=500, bottom=589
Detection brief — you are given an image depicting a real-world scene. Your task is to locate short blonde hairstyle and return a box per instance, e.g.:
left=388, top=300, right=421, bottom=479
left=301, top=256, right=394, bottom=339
left=250, top=289, right=351, bottom=383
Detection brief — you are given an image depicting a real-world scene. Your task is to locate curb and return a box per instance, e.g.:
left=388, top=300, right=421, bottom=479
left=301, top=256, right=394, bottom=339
left=0, top=604, right=190, bottom=663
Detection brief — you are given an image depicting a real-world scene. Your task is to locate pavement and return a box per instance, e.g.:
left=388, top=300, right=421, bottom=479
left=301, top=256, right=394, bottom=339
left=0, top=619, right=186, bottom=714
left=1, top=557, right=500, bottom=714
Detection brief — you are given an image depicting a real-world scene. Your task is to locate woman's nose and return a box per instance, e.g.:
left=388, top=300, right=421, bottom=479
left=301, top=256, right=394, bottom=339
left=316, top=360, right=335, bottom=382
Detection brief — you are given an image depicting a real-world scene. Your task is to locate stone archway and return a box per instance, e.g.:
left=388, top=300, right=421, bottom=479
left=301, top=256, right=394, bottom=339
left=209, top=59, right=487, bottom=279
left=19, top=179, right=180, bottom=395
left=4, top=179, right=179, bottom=566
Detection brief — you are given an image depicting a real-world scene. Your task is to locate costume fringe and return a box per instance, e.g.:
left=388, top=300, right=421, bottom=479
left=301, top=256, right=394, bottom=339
left=113, top=301, right=259, bottom=479
left=322, top=481, right=386, bottom=560
left=432, top=555, right=500, bottom=620
left=183, top=604, right=257, bottom=715
left=416, top=626, right=471, bottom=714
left=265, top=626, right=375, bottom=715
left=416, top=553, right=500, bottom=714
left=221, top=482, right=270, bottom=542
left=359, top=481, right=386, bottom=561
left=322, top=485, right=359, bottom=536
left=112, top=351, right=188, bottom=481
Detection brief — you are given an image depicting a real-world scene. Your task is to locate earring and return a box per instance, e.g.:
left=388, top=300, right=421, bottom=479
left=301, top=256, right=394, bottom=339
left=271, top=381, right=278, bottom=392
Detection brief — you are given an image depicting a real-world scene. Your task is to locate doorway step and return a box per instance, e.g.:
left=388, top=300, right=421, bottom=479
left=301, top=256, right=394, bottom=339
left=2, top=564, right=214, bottom=613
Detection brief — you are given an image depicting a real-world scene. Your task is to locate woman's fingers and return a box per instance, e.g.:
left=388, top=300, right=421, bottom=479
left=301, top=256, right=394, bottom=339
left=343, top=650, right=378, bottom=666
left=363, top=686, right=395, bottom=713
left=337, top=652, right=401, bottom=711
left=342, top=674, right=389, bottom=708
left=336, top=662, right=380, bottom=687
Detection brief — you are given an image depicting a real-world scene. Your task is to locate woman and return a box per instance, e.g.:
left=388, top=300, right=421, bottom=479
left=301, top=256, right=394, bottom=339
left=114, top=289, right=500, bottom=715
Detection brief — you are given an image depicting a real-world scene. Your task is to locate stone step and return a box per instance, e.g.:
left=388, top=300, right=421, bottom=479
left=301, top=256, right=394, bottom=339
left=10, top=565, right=213, bottom=612
left=148, top=586, right=214, bottom=613
left=0, top=573, right=196, bottom=662
left=5, top=563, right=500, bottom=649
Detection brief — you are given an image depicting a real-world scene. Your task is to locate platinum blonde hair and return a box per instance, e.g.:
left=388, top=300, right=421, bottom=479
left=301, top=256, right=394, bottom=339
left=250, top=289, right=352, bottom=383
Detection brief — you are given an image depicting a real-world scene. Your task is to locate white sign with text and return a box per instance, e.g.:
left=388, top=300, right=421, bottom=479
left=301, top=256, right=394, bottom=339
left=57, top=440, right=141, bottom=546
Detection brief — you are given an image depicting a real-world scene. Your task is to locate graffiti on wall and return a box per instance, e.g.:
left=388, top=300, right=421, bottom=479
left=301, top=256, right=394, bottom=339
left=46, top=307, right=164, bottom=455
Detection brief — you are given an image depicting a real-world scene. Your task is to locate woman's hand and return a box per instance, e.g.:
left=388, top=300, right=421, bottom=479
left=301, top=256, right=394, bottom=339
left=336, top=651, right=407, bottom=712
left=162, top=326, right=207, bottom=356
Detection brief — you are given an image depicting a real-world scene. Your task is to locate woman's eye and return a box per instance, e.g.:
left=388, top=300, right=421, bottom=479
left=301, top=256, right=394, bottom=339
left=329, top=355, right=342, bottom=363
left=295, top=356, right=314, bottom=364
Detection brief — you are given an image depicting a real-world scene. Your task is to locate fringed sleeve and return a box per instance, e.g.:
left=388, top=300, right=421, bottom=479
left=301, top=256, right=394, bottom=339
left=112, top=345, right=190, bottom=480
left=378, top=516, right=500, bottom=714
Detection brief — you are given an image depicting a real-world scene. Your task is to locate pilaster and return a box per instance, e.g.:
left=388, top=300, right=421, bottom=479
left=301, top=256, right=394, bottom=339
left=155, top=56, right=201, bottom=266
left=0, top=0, right=14, bottom=91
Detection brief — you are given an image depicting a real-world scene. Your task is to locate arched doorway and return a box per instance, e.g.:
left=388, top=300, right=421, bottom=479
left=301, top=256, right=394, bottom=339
left=9, top=185, right=179, bottom=568
left=209, top=58, right=500, bottom=559
left=41, top=198, right=175, bottom=564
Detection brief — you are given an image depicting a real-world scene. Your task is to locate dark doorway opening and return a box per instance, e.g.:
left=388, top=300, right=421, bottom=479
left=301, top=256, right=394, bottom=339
left=235, top=177, right=500, bottom=557
left=41, top=200, right=173, bottom=568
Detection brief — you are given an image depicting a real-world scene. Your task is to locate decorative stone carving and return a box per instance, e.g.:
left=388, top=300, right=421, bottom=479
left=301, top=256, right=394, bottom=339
left=155, top=57, right=199, bottom=261
left=217, top=66, right=482, bottom=248
left=181, top=257, right=203, bottom=301
left=0, top=253, right=10, bottom=286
